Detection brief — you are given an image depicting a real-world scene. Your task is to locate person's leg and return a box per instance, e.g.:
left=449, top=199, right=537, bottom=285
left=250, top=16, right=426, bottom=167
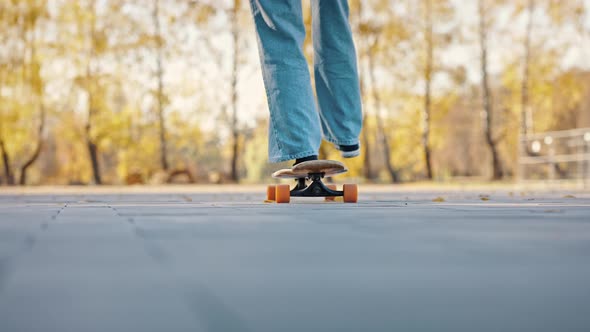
left=311, top=0, right=363, bottom=157
left=249, top=0, right=321, bottom=163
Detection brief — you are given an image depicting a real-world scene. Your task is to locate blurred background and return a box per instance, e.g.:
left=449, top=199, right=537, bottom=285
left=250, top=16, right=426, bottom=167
left=0, top=0, right=589, bottom=186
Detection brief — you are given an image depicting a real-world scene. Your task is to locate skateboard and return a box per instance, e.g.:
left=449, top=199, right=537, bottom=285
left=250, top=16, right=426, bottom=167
left=266, top=160, right=358, bottom=204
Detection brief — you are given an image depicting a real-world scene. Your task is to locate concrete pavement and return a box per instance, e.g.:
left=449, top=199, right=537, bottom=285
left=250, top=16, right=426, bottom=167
left=0, top=187, right=589, bottom=332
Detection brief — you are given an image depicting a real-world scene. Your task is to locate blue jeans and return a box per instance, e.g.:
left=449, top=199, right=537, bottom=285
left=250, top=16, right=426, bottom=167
left=249, top=0, right=362, bottom=163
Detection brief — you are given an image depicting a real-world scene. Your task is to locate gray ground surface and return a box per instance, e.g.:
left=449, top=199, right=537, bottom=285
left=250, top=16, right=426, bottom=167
left=0, top=187, right=589, bottom=332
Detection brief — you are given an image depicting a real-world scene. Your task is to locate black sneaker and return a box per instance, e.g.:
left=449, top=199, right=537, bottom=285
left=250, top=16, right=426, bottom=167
left=294, top=155, right=318, bottom=166
left=338, top=143, right=360, bottom=158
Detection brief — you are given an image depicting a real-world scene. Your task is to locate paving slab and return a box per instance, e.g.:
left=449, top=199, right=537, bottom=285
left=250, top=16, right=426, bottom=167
left=0, top=187, right=589, bottom=332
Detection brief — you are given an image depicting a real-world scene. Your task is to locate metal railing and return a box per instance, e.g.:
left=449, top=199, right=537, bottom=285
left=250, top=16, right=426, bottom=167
left=518, top=127, right=590, bottom=187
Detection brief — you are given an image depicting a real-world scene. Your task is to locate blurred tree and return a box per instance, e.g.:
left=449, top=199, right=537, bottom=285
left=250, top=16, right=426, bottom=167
left=0, top=0, right=48, bottom=185
left=415, top=0, right=455, bottom=180
left=352, top=0, right=412, bottom=182
left=351, top=0, right=377, bottom=181
left=57, top=0, right=152, bottom=184
left=0, top=1, right=17, bottom=185
left=519, top=0, right=535, bottom=139
left=0, top=0, right=587, bottom=185
left=0, top=139, right=12, bottom=185
left=229, top=0, right=242, bottom=183
left=515, top=0, right=585, bottom=137
left=188, top=0, right=250, bottom=183
left=501, top=0, right=586, bottom=177
left=58, top=0, right=106, bottom=184
left=371, top=1, right=396, bottom=182
left=478, top=0, right=504, bottom=180
left=152, top=0, right=169, bottom=172
left=367, top=26, right=400, bottom=183
left=19, top=1, right=47, bottom=185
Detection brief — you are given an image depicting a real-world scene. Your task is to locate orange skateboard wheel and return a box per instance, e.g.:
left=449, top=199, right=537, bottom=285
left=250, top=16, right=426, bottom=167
left=266, top=185, right=276, bottom=201
left=343, top=184, right=358, bottom=203
left=275, top=184, right=291, bottom=203
left=325, top=184, right=337, bottom=201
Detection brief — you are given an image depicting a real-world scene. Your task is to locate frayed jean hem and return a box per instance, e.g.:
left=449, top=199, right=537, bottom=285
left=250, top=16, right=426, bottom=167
left=323, top=136, right=360, bottom=146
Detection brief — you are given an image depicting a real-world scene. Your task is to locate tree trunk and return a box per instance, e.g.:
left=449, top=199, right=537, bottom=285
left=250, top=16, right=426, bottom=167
left=520, top=0, right=535, bottom=148
left=19, top=105, right=45, bottom=185
left=86, top=123, right=102, bottom=185
left=521, top=0, right=534, bottom=138
left=85, top=1, right=102, bottom=185
left=229, top=0, right=240, bottom=183
left=486, top=133, right=503, bottom=180
left=478, top=0, right=503, bottom=180
left=85, top=79, right=102, bottom=185
left=85, top=68, right=102, bottom=184
left=230, top=132, right=239, bottom=182
left=0, top=139, right=14, bottom=185
left=518, top=0, right=535, bottom=176
left=360, top=105, right=375, bottom=180
left=360, top=73, right=375, bottom=181
left=422, top=0, right=434, bottom=180
left=19, top=24, right=45, bottom=186
left=356, top=1, right=377, bottom=181
left=153, top=0, right=169, bottom=171
left=368, top=38, right=400, bottom=183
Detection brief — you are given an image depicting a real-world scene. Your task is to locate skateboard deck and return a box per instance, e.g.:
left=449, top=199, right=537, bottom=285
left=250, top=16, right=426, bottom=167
left=272, top=160, right=347, bottom=179
left=266, top=160, right=358, bottom=204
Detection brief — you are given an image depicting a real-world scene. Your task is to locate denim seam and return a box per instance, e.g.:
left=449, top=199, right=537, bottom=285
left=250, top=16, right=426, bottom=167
left=262, top=48, right=283, bottom=155
left=265, top=84, right=285, bottom=159
left=250, top=1, right=286, bottom=160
